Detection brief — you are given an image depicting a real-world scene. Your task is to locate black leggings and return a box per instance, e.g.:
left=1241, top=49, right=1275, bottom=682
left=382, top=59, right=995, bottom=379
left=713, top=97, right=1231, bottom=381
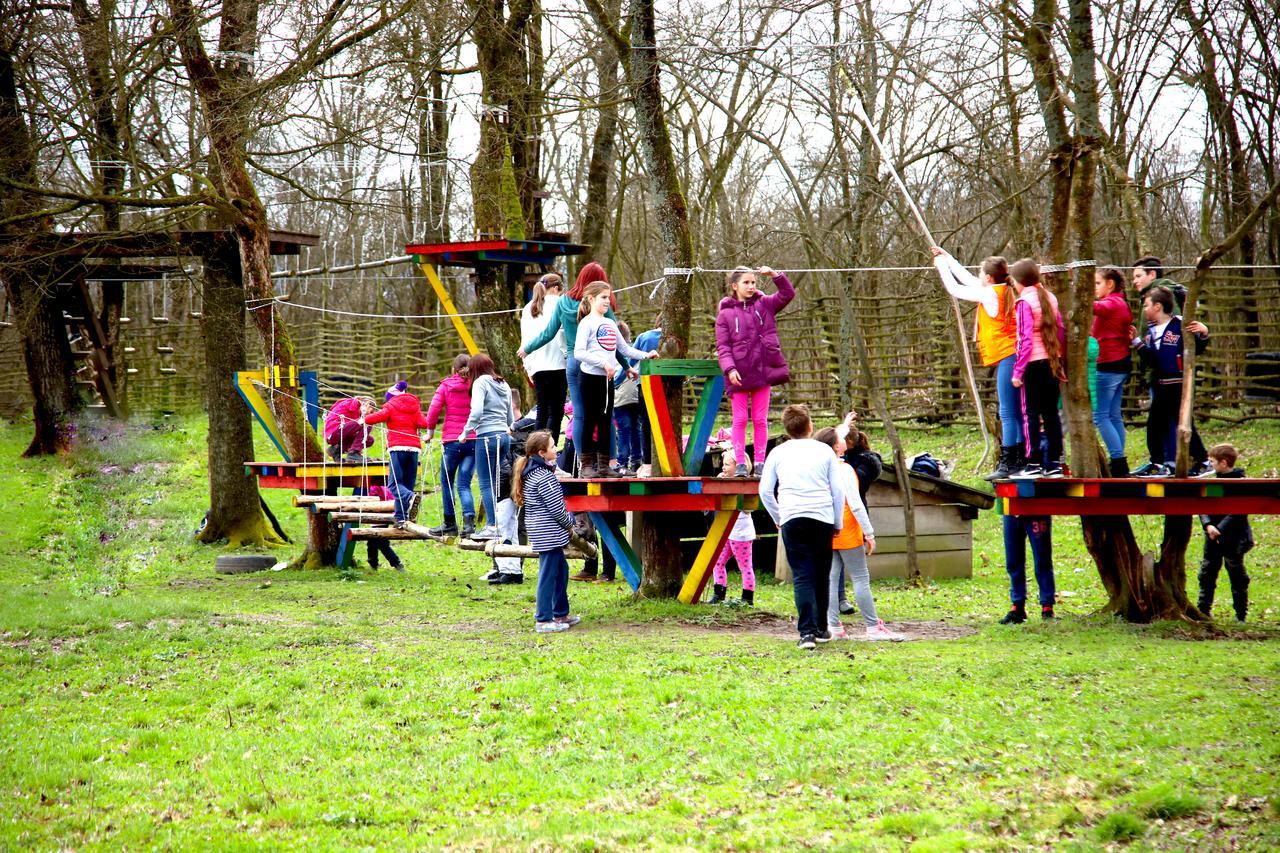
left=579, top=372, right=614, bottom=456
left=1020, top=359, right=1062, bottom=466
left=532, top=369, right=567, bottom=442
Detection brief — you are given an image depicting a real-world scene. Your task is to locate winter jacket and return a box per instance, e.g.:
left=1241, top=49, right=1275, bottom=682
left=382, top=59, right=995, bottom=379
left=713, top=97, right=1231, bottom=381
left=324, top=397, right=373, bottom=447
left=715, top=273, right=795, bottom=393
left=364, top=393, right=429, bottom=450
left=1091, top=291, right=1134, bottom=367
left=1199, top=468, right=1255, bottom=556
left=843, top=447, right=883, bottom=505
left=461, top=375, right=515, bottom=437
left=520, top=455, right=572, bottom=552
left=521, top=295, right=567, bottom=376
left=1135, top=316, right=1207, bottom=384
left=521, top=295, right=626, bottom=370
left=425, top=373, right=474, bottom=442
left=1013, top=286, right=1066, bottom=381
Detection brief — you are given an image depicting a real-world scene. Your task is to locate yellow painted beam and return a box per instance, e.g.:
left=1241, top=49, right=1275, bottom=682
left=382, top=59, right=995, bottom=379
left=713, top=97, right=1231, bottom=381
left=678, top=509, right=738, bottom=604
left=419, top=262, right=479, bottom=355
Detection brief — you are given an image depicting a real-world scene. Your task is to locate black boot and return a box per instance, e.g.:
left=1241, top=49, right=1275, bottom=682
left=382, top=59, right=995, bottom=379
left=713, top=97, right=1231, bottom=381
left=998, top=603, right=1026, bottom=624
left=984, top=446, right=1016, bottom=481
left=429, top=515, right=457, bottom=537
left=740, top=588, right=754, bottom=606
left=1232, top=582, right=1249, bottom=623
left=460, top=515, right=476, bottom=538
left=1109, top=457, right=1130, bottom=478
left=708, top=583, right=727, bottom=604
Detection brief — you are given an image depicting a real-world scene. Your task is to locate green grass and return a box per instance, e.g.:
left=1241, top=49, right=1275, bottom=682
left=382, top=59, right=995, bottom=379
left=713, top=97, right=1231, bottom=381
left=0, top=414, right=1277, bottom=849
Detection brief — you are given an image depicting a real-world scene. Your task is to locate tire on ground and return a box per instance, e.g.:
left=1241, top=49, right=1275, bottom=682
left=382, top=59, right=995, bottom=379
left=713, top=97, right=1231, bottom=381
left=214, top=554, right=277, bottom=574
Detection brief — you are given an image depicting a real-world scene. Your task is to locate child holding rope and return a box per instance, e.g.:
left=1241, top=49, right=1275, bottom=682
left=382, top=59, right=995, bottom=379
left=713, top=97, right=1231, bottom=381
left=362, top=381, right=429, bottom=528
left=425, top=353, right=476, bottom=538
left=324, top=395, right=375, bottom=462
left=715, top=265, right=795, bottom=477
left=513, top=430, right=580, bottom=633
left=930, top=248, right=1021, bottom=480
left=1009, top=259, right=1067, bottom=478
left=460, top=353, right=517, bottom=540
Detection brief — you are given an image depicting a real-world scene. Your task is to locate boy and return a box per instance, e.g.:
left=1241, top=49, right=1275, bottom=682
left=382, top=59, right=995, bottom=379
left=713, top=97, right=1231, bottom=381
left=758, top=404, right=845, bottom=650
left=1197, top=444, right=1254, bottom=622
left=1131, top=285, right=1211, bottom=477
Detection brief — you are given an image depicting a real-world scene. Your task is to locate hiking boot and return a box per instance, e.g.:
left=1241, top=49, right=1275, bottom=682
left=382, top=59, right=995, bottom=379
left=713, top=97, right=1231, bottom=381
left=866, top=620, right=904, bottom=641
left=740, top=589, right=754, bottom=606
left=326, top=444, right=342, bottom=462
left=998, top=604, right=1026, bottom=624
left=460, top=515, right=476, bottom=538
left=431, top=516, right=458, bottom=537
left=1108, top=457, right=1130, bottom=478
left=579, top=456, right=600, bottom=478
left=535, top=621, right=570, bottom=634
left=985, top=445, right=1018, bottom=481
left=597, top=454, right=624, bottom=478
left=708, top=583, right=727, bottom=605
left=798, top=634, right=817, bottom=650
left=490, top=572, right=523, bottom=584
left=570, top=570, right=598, bottom=582
left=1041, top=605, right=1055, bottom=620
left=734, top=463, right=750, bottom=478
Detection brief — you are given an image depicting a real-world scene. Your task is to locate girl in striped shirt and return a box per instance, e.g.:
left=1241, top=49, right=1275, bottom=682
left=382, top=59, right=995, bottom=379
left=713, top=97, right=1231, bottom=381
left=513, top=430, right=579, bottom=633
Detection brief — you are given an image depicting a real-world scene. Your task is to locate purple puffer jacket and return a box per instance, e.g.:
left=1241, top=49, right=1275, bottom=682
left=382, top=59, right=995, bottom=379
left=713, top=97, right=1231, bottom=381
left=714, top=273, right=795, bottom=392
left=425, top=373, right=474, bottom=442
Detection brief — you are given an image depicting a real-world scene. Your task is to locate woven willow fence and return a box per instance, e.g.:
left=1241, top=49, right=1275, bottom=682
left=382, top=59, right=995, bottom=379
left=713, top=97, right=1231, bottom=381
left=2, top=269, right=1278, bottom=424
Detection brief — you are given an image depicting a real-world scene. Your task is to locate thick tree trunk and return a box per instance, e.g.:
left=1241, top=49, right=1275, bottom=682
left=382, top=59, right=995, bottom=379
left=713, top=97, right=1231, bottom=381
left=578, top=19, right=620, bottom=269
left=198, top=238, right=279, bottom=546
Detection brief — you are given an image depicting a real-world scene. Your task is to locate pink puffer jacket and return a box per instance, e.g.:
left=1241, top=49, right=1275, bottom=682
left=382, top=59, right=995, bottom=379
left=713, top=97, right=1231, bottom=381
left=425, top=373, right=474, bottom=442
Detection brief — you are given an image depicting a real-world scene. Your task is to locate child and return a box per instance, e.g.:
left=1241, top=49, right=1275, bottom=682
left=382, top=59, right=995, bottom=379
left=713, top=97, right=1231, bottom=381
left=758, top=404, right=845, bottom=650
left=512, top=430, right=580, bottom=633
left=486, top=429, right=524, bottom=585
left=324, top=396, right=375, bottom=462
left=930, top=248, right=1021, bottom=479
left=362, top=381, right=429, bottom=527
left=460, top=353, right=516, bottom=540
left=1009, top=259, right=1067, bottom=478
left=1131, top=285, right=1211, bottom=478
left=364, top=484, right=403, bottom=571
left=425, top=354, right=476, bottom=537
left=613, top=321, right=644, bottom=475
left=716, top=265, right=795, bottom=477
left=521, top=274, right=567, bottom=441
left=708, top=451, right=757, bottom=605
left=1000, top=514, right=1056, bottom=623
left=814, top=427, right=900, bottom=640
left=1197, top=444, right=1254, bottom=622
left=1091, top=267, right=1133, bottom=476
left=573, top=281, right=654, bottom=478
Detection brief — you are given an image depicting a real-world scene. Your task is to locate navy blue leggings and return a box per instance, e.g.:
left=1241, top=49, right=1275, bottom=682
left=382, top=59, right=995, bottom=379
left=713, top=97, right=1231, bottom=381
left=1003, top=515, right=1055, bottom=606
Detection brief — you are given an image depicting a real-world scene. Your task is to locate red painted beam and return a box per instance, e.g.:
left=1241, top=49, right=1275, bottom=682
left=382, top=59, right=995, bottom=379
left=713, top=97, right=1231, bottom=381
left=565, top=494, right=746, bottom=512
left=1003, top=497, right=1280, bottom=516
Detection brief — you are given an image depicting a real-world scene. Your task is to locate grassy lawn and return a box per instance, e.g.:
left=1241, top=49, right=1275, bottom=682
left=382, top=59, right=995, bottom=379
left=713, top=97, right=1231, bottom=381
left=1, top=414, right=1277, bottom=849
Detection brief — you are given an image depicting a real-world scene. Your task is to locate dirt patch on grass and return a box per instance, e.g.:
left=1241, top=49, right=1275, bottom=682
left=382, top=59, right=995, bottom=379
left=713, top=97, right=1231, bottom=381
left=607, top=611, right=977, bottom=642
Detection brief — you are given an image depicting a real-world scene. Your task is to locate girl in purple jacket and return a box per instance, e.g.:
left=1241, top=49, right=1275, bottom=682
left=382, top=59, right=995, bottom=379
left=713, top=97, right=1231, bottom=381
left=1009, top=259, right=1067, bottom=478
left=715, top=265, right=795, bottom=477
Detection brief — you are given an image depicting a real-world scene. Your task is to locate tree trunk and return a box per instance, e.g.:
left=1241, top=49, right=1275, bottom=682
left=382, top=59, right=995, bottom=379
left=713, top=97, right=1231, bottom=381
left=198, top=237, right=280, bottom=546
left=578, top=8, right=620, bottom=269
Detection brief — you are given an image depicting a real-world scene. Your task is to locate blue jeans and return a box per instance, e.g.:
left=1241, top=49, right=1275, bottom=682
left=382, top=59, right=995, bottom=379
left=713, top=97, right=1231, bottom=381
left=1092, top=370, right=1129, bottom=459
left=994, top=354, right=1023, bottom=446
left=614, top=404, right=643, bottom=465
left=1003, top=515, right=1055, bottom=606
left=439, top=440, right=475, bottom=520
left=535, top=549, right=570, bottom=622
left=387, top=450, right=419, bottom=523
left=474, top=431, right=510, bottom=526
left=566, top=355, right=585, bottom=451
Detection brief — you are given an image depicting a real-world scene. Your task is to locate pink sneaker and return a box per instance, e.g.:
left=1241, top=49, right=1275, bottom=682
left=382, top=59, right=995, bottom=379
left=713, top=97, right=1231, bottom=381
left=829, top=625, right=849, bottom=640
left=865, top=620, right=904, bottom=641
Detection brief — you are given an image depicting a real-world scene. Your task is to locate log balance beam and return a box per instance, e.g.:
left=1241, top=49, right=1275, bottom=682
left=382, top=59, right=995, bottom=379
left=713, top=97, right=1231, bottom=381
left=996, top=477, right=1280, bottom=517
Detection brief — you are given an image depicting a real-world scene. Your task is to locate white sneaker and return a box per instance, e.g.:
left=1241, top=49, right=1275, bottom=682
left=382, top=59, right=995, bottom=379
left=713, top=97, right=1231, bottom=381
left=535, top=621, right=570, bottom=634
left=471, top=525, right=499, bottom=540
left=866, top=620, right=904, bottom=641
left=829, top=625, right=849, bottom=640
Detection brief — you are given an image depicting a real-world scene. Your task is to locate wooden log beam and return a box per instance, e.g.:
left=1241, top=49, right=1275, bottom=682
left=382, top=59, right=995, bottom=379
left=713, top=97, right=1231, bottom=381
left=330, top=512, right=396, bottom=524
left=483, top=541, right=592, bottom=560
left=308, top=501, right=395, bottom=514
left=294, top=494, right=384, bottom=507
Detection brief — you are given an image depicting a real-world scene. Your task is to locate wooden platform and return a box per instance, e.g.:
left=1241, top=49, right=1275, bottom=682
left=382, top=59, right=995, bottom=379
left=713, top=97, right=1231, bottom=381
left=995, top=477, right=1280, bottom=516
left=248, top=460, right=388, bottom=490
left=404, top=237, right=588, bottom=267
left=560, top=476, right=761, bottom=513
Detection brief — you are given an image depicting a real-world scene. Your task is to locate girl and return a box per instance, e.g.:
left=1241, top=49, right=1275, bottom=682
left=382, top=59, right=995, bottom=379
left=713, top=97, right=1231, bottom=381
left=931, top=247, right=1021, bottom=479
left=519, top=263, right=629, bottom=466
left=573, top=281, right=655, bottom=478
left=1000, top=515, right=1056, bottom=623
left=364, top=484, right=403, bottom=571
left=814, top=427, right=900, bottom=641
left=362, top=381, right=430, bottom=527
left=1010, top=259, right=1067, bottom=478
left=460, top=353, right=516, bottom=539
left=1091, top=266, right=1133, bottom=477
left=425, top=354, right=476, bottom=537
left=707, top=451, right=757, bottom=606
left=715, top=265, right=795, bottom=477
left=512, top=430, right=579, bottom=633
left=324, top=395, right=375, bottom=462
left=520, top=274, right=567, bottom=441
left=837, top=421, right=882, bottom=615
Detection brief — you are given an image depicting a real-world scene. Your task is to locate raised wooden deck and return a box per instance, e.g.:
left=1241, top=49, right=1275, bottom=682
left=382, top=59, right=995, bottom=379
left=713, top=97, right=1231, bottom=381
left=995, top=477, right=1280, bottom=516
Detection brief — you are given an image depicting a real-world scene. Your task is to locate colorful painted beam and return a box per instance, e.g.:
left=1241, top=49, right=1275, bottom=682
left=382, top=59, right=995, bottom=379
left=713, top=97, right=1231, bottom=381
left=996, top=477, right=1280, bottom=516
left=640, top=374, right=683, bottom=476
left=416, top=262, right=478, bottom=355
left=677, top=509, right=739, bottom=604
left=248, top=460, right=388, bottom=491
left=405, top=238, right=589, bottom=267
left=232, top=367, right=320, bottom=461
left=590, top=512, right=643, bottom=591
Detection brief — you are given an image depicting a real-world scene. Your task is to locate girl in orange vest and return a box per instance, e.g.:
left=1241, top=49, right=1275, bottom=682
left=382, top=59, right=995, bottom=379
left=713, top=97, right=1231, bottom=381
left=815, top=427, right=901, bottom=641
left=931, top=247, right=1021, bottom=479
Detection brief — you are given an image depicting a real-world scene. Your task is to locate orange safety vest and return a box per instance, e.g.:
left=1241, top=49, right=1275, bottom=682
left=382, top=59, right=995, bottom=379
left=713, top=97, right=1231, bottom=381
left=975, top=284, right=1017, bottom=367
left=832, top=465, right=865, bottom=550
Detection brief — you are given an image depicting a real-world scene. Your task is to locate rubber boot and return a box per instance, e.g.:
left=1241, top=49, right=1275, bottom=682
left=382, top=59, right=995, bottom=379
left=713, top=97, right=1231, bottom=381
left=1109, top=456, right=1130, bottom=478
left=984, top=446, right=1015, bottom=481
left=460, top=514, right=476, bottom=538
left=708, top=583, right=727, bottom=605
left=740, top=588, right=754, bottom=606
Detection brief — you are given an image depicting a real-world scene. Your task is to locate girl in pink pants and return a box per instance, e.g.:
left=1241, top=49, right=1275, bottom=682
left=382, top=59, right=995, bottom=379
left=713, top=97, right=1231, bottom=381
left=708, top=508, right=757, bottom=606
left=714, top=265, right=796, bottom=477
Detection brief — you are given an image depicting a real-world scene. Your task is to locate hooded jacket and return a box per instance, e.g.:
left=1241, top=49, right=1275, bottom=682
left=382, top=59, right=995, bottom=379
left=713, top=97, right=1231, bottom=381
left=364, top=393, right=429, bottom=450
left=323, top=397, right=373, bottom=447
left=425, top=373, right=474, bottom=443
left=1198, top=467, right=1255, bottom=555
left=714, top=273, right=795, bottom=393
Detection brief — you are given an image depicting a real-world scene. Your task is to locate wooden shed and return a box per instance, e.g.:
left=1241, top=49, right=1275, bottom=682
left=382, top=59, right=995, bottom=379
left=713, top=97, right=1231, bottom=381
left=864, top=464, right=995, bottom=579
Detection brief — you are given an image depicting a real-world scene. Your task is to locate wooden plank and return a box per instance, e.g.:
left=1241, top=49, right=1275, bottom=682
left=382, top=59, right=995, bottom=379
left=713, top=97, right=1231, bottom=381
left=682, top=375, right=725, bottom=474
left=865, top=532, right=971, bottom=555
left=483, top=542, right=592, bottom=560
left=868, top=549, right=972, bottom=580
left=295, top=494, right=385, bottom=507
left=639, top=359, right=721, bottom=377
left=330, top=512, right=395, bottom=524
left=350, top=527, right=436, bottom=540
left=590, top=512, right=642, bottom=590
left=418, top=261, right=478, bottom=355
left=678, top=510, right=737, bottom=604
left=865, top=504, right=973, bottom=537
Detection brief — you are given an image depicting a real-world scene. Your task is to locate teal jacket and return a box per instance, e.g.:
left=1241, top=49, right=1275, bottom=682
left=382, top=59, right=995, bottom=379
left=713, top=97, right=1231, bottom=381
left=522, top=295, right=625, bottom=368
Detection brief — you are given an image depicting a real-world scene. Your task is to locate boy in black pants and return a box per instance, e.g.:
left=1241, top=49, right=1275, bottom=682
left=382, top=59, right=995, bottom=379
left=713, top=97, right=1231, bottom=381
left=1198, top=444, right=1254, bottom=622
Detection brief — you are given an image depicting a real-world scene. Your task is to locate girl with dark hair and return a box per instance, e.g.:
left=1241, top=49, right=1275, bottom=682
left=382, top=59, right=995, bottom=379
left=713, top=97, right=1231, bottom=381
left=521, top=273, right=567, bottom=441
left=1009, top=259, right=1067, bottom=478
left=1091, top=266, right=1133, bottom=476
left=714, top=265, right=796, bottom=477
left=519, top=262, right=628, bottom=465
left=461, top=353, right=517, bottom=539
left=931, top=247, right=1022, bottom=479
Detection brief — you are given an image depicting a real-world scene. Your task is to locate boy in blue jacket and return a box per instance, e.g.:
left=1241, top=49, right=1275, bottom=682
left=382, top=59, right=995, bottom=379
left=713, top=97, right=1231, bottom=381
left=1197, top=444, right=1254, bottom=622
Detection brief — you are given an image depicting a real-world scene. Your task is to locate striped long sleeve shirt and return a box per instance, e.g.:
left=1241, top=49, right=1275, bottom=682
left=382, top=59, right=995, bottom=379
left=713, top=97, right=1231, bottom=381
left=520, top=456, right=572, bottom=552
